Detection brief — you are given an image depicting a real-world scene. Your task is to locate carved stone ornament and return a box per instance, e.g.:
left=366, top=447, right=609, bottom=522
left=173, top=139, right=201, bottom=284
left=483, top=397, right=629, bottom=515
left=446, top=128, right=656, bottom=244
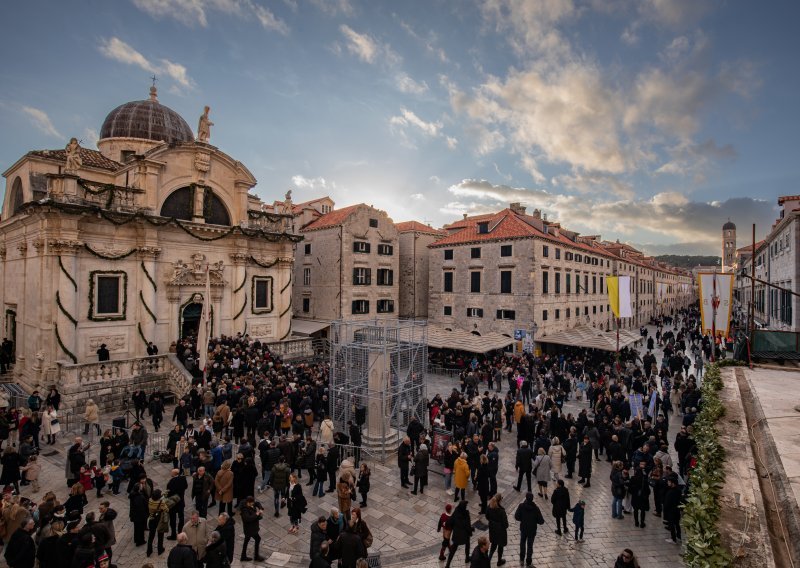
left=137, top=246, right=162, bottom=259
left=32, top=239, right=45, bottom=252
left=250, top=255, right=294, bottom=267
left=0, top=246, right=6, bottom=260
left=88, top=334, right=126, bottom=354
left=16, top=242, right=27, bottom=256
left=248, top=323, right=273, bottom=338
left=229, top=252, right=249, bottom=264
left=194, top=151, right=211, bottom=173
left=167, top=253, right=225, bottom=287
left=48, top=239, right=83, bottom=254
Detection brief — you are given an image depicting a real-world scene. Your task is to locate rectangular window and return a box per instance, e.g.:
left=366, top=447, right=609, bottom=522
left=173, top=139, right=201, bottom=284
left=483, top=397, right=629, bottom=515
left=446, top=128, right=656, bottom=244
left=377, top=299, right=394, bottom=313
left=555, top=248, right=561, bottom=260
left=377, top=269, right=393, bottom=286
left=542, top=271, right=549, bottom=294
left=303, top=267, right=311, bottom=286
left=304, top=243, right=311, bottom=255
left=302, top=298, right=310, bottom=313
left=592, top=305, right=597, bottom=314
left=555, top=272, right=561, bottom=294
left=353, top=267, right=371, bottom=285
left=500, top=244, right=512, bottom=257
left=575, top=254, right=582, bottom=263
left=353, top=241, right=370, bottom=253
left=467, top=307, right=484, bottom=318
left=253, top=276, right=273, bottom=312
left=600, top=305, right=604, bottom=313
left=92, top=273, right=125, bottom=319
left=470, top=271, right=481, bottom=293
left=542, top=245, right=549, bottom=258
left=584, top=306, right=589, bottom=316
left=555, top=309, right=560, bottom=320
left=352, top=300, right=369, bottom=314
left=566, top=273, right=571, bottom=294
left=471, top=247, right=481, bottom=259
left=443, top=271, right=454, bottom=292
left=542, top=309, right=548, bottom=321
left=369, top=218, right=378, bottom=228
left=477, top=222, right=489, bottom=234
left=377, top=244, right=394, bottom=255
left=599, top=276, right=604, bottom=294
left=565, top=252, right=574, bottom=261
left=566, top=308, right=571, bottom=318
left=592, top=276, right=597, bottom=294
left=496, top=309, right=516, bottom=320
left=500, top=271, right=512, bottom=294
left=443, top=306, right=452, bottom=316
left=444, top=249, right=454, bottom=260
left=584, top=275, right=589, bottom=295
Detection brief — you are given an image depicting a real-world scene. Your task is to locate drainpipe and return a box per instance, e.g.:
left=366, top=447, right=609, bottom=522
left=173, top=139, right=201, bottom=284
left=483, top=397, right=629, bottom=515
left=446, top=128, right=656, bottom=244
left=339, top=226, right=343, bottom=319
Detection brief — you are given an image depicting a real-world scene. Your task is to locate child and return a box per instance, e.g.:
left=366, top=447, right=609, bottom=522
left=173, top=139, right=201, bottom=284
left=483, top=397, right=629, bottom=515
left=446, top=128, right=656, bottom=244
left=20, top=455, right=40, bottom=493
left=109, top=459, right=124, bottom=495
left=568, top=500, right=586, bottom=541
left=79, top=465, right=94, bottom=493
left=90, top=459, right=105, bottom=497
left=436, top=503, right=453, bottom=561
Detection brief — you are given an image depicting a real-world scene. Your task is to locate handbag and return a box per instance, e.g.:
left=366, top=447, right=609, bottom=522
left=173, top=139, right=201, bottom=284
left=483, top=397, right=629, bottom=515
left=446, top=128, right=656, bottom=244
left=410, top=464, right=416, bottom=477
left=50, top=418, right=59, bottom=426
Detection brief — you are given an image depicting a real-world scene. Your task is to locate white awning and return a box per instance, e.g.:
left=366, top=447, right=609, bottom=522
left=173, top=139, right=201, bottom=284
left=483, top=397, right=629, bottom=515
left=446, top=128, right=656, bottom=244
left=538, top=325, right=642, bottom=352
left=426, top=325, right=515, bottom=353
left=290, top=318, right=330, bottom=336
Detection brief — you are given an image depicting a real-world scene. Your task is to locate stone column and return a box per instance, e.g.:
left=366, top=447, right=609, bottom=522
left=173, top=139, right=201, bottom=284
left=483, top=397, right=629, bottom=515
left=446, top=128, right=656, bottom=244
left=367, top=351, right=389, bottom=439
left=229, top=252, right=248, bottom=336
left=277, top=258, right=294, bottom=340
left=138, top=246, right=162, bottom=354
left=50, top=239, right=82, bottom=365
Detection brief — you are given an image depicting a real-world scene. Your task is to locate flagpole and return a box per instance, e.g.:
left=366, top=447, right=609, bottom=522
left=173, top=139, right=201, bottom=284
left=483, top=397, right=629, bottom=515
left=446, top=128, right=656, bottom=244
left=711, top=271, right=718, bottom=363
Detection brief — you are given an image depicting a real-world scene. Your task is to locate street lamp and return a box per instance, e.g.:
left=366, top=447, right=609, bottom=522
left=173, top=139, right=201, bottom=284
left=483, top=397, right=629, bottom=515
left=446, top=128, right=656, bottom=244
left=530, top=322, right=539, bottom=354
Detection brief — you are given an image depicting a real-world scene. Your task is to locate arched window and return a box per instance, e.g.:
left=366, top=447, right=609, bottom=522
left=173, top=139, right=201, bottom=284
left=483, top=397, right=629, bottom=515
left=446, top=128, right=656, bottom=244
left=160, top=186, right=231, bottom=226
left=8, top=177, right=23, bottom=216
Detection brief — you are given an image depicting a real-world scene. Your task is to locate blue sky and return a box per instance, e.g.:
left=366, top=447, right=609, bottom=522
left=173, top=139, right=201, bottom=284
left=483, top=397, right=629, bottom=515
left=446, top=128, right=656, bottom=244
left=1, top=0, right=798, bottom=255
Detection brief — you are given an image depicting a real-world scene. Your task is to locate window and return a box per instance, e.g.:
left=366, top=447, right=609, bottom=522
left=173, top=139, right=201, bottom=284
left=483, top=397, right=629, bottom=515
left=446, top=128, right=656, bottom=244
left=444, top=249, right=454, bottom=260
left=304, top=243, right=311, bottom=255
left=471, top=247, right=481, bottom=259
left=369, top=218, right=378, bottom=228
left=377, top=299, right=394, bottom=313
left=353, top=241, right=370, bottom=253
left=566, top=273, right=571, bottom=294
left=443, top=306, right=452, bottom=316
left=477, top=222, right=489, bottom=234
left=496, top=309, right=516, bottom=320
left=555, top=248, right=561, bottom=260
left=565, top=252, right=574, bottom=261
left=592, top=276, right=597, bottom=294
left=302, top=298, right=310, bottom=313
left=566, top=308, right=571, bottom=318
left=252, top=276, right=273, bottom=313
left=470, top=271, right=481, bottom=293
left=575, top=254, right=582, bottom=263
left=542, top=310, right=548, bottom=321
left=555, top=309, right=560, bottom=320
left=467, top=307, right=484, bottom=318
left=377, top=269, right=393, bottom=286
left=542, top=271, right=549, bottom=294
left=555, top=272, right=561, bottom=294
left=443, top=272, right=454, bottom=292
left=542, top=245, right=549, bottom=258
left=584, top=275, right=589, bottom=295
left=377, top=244, right=393, bottom=255
left=161, top=186, right=230, bottom=226
left=501, top=245, right=512, bottom=257
left=353, top=267, right=371, bottom=285
left=500, top=271, right=512, bottom=294
left=352, top=300, right=369, bottom=314
left=584, top=306, right=589, bottom=316
left=599, top=276, right=604, bottom=294
left=90, top=272, right=127, bottom=320
left=592, top=305, right=597, bottom=314
left=303, top=267, right=311, bottom=286
left=600, top=305, right=604, bottom=313
left=321, top=204, right=331, bottom=214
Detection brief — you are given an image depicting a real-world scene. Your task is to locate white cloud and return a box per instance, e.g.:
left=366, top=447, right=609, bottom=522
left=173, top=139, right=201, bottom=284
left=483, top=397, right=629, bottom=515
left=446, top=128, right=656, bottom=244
left=132, top=0, right=288, bottom=33
left=390, top=108, right=442, bottom=137
left=480, top=0, right=577, bottom=58
left=82, top=128, right=99, bottom=149
left=395, top=72, right=428, bottom=95
left=445, top=136, right=458, bottom=149
left=291, top=175, right=333, bottom=191
left=98, top=37, right=194, bottom=89
left=410, top=193, right=425, bottom=200
left=311, top=0, right=354, bottom=16
left=552, top=171, right=636, bottom=199
left=397, top=19, right=449, bottom=63
left=21, top=106, right=62, bottom=139
left=339, top=25, right=379, bottom=63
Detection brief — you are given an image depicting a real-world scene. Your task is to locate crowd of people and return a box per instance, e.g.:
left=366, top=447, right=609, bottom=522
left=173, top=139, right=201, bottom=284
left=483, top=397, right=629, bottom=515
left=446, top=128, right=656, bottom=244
left=0, top=307, right=710, bottom=568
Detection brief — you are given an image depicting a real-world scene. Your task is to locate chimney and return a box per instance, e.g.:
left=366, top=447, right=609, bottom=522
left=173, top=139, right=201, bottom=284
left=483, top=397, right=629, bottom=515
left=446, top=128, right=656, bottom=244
left=462, top=213, right=468, bottom=220
left=543, top=213, right=548, bottom=222
left=532, top=209, right=541, bottom=219
left=509, top=202, right=526, bottom=215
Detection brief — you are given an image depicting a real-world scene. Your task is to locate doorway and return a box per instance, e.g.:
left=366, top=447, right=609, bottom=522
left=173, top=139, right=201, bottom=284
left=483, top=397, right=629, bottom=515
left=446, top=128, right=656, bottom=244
left=181, top=302, right=202, bottom=339
left=4, top=309, right=16, bottom=358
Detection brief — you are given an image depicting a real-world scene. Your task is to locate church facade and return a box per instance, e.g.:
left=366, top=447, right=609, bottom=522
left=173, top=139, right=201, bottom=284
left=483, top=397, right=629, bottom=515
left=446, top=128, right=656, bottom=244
left=0, top=87, right=299, bottom=395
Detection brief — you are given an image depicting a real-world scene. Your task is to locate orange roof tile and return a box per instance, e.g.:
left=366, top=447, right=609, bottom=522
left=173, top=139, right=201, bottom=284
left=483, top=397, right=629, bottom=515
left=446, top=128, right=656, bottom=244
left=28, top=148, right=121, bottom=171
left=395, top=221, right=444, bottom=235
left=291, top=196, right=331, bottom=214
left=431, top=209, right=541, bottom=247
left=300, top=204, right=362, bottom=231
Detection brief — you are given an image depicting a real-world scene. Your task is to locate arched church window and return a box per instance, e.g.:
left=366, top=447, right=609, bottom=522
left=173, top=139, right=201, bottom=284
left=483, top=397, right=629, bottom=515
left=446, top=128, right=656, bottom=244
left=160, top=186, right=231, bottom=226
left=8, top=177, right=23, bottom=215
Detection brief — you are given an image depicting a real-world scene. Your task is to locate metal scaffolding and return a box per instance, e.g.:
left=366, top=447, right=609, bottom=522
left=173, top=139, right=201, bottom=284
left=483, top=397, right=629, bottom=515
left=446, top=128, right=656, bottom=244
left=329, top=319, right=428, bottom=462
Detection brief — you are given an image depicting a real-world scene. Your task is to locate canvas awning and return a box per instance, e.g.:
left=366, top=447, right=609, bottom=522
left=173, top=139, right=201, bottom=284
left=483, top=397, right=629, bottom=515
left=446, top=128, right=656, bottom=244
left=290, top=318, right=330, bottom=336
left=426, top=325, right=515, bottom=353
left=538, top=325, right=642, bottom=352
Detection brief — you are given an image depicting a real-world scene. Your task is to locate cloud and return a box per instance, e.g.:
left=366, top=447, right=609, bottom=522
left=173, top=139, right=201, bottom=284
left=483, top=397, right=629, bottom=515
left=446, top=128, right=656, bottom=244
left=291, top=175, right=333, bottom=191
left=655, top=139, right=737, bottom=181
left=638, top=0, right=714, bottom=28
left=395, top=72, right=428, bottom=95
left=339, top=25, right=380, bottom=63
left=389, top=108, right=457, bottom=150
left=82, top=128, right=99, bottom=148
left=132, top=0, right=288, bottom=33
left=552, top=171, right=636, bottom=199
left=480, top=0, right=577, bottom=58
left=98, top=37, right=194, bottom=89
left=397, top=19, right=449, bottom=63
left=21, top=106, right=61, bottom=139
left=410, top=193, right=425, bottom=200
left=311, top=0, right=354, bottom=16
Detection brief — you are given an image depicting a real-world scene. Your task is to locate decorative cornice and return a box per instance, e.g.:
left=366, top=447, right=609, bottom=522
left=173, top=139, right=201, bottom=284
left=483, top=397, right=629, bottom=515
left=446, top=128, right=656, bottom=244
left=137, top=246, right=162, bottom=259
left=32, top=239, right=45, bottom=253
left=0, top=246, right=6, bottom=260
left=229, top=252, right=249, bottom=264
left=16, top=242, right=27, bottom=257
left=48, top=239, right=83, bottom=254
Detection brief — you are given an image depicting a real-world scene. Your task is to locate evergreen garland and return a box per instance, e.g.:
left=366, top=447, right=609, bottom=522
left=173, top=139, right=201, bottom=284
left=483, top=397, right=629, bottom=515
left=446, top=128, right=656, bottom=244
left=279, top=297, right=292, bottom=317
left=54, top=323, right=77, bottom=364
left=84, top=243, right=138, bottom=261
left=58, top=256, right=77, bottom=291
left=139, top=291, right=157, bottom=323
left=137, top=322, right=149, bottom=346
left=232, top=296, right=247, bottom=320
left=141, top=261, right=157, bottom=292
left=233, top=270, right=247, bottom=293
left=249, top=255, right=279, bottom=268
left=55, top=291, right=78, bottom=327
left=280, top=272, right=292, bottom=293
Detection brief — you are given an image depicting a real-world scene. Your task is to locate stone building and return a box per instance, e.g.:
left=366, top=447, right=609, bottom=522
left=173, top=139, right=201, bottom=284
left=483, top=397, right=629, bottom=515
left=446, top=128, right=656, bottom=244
left=396, top=221, right=443, bottom=319
left=293, top=203, right=399, bottom=321
left=0, top=87, right=299, bottom=408
left=428, top=203, right=695, bottom=341
left=723, top=219, right=737, bottom=271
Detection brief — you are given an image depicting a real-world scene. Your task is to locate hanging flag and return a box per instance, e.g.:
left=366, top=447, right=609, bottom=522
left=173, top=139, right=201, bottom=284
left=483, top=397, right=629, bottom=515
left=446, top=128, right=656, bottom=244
left=698, top=272, right=734, bottom=337
left=607, top=275, right=633, bottom=318
left=197, top=265, right=211, bottom=377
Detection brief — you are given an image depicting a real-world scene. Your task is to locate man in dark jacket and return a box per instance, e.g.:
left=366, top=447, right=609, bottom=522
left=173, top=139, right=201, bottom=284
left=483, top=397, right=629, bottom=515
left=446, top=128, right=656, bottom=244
left=309, top=516, right=328, bottom=560
left=4, top=517, right=35, bottom=568
left=407, top=417, right=423, bottom=452
left=397, top=437, right=412, bottom=488
left=513, top=441, right=533, bottom=492
left=166, top=532, right=197, bottom=568
left=310, top=541, right=332, bottom=568
left=191, top=466, right=214, bottom=518
left=335, top=523, right=366, bottom=567
left=562, top=432, right=578, bottom=478
left=514, top=492, right=544, bottom=567
left=216, top=512, right=236, bottom=563
left=239, top=496, right=264, bottom=561
left=325, top=443, right=339, bottom=492
left=348, top=421, right=362, bottom=467
left=469, top=536, right=491, bottom=568
left=663, top=475, right=683, bottom=543
left=270, top=457, right=290, bottom=517
left=167, top=468, right=188, bottom=539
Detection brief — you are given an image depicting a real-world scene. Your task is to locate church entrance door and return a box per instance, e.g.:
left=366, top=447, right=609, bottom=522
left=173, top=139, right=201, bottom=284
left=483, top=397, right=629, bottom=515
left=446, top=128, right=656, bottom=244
left=181, top=302, right=202, bottom=340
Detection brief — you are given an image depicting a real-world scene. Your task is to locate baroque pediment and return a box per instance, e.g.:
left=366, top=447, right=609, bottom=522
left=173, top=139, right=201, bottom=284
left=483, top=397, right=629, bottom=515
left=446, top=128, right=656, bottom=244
left=166, top=253, right=226, bottom=287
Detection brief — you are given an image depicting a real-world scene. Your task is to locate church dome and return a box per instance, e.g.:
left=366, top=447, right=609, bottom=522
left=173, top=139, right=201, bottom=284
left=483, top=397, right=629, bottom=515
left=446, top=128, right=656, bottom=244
left=723, top=220, right=736, bottom=231
left=99, top=87, right=194, bottom=144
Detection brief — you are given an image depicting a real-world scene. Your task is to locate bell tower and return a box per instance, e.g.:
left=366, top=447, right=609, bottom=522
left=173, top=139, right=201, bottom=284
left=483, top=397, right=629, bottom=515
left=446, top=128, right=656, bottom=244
left=722, top=219, right=736, bottom=271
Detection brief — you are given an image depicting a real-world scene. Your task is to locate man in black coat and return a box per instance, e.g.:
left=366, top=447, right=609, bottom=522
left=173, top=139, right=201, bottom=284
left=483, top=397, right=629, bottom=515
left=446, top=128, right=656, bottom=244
left=166, top=468, right=188, bottom=540
left=166, top=532, right=197, bottom=568
left=325, top=443, right=339, bottom=492
left=4, top=518, right=36, bottom=568
left=397, top=437, right=413, bottom=488
left=562, top=432, right=578, bottom=478
left=513, top=441, right=533, bottom=492
left=663, top=475, right=683, bottom=543
left=514, top=493, right=544, bottom=567
left=216, top=512, right=236, bottom=563
left=348, top=420, right=362, bottom=467
left=407, top=417, right=423, bottom=453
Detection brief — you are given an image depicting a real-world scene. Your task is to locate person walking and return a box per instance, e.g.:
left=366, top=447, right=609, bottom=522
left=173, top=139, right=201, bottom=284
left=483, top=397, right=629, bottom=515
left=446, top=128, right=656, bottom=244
left=214, top=460, right=234, bottom=516
left=397, top=437, right=412, bottom=488
left=239, top=496, right=265, bottom=562
left=532, top=448, right=551, bottom=499
left=513, top=441, right=533, bottom=493
left=514, top=492, right=544, bottom=567
left=548, top=437, right=564, bottom=481
left=412, top=444, right=429, bottom=495
left=610, top=461, right=627, bottom=520
left=146, top=489, right=179, bottom=557
left=129, top=484, right=149, bottom=546
left=356, top=462, right=370, bottom=507
left=445, top=500, right=473, bottom=568
left=83, top=399, right=101, bottom=436
left=288, top=473, right=307, bottom=534
left=476, top=454, right=491, bottom=515
left=469, top=535, right=491, bottom=568
left=166, top=468, right=188, bottom=540
left=191, top=466, right=214, bottom=518
left=485, top=493, right=508, bottom=565
left=630, top=461, right=651, bottom=528
left=0, top=446, right=23, bottom=495
left=568, top=500, right=586, bottom=541
left=577, top=436, right=593, bottom=488
left=550, top=479, right=570, bottom=536
left=453, top=452, right=470, bottom=503
left=662, top=474, right=682, bottom=544
left=436, top=504, right=453, bottom=561
left=563, top=432, right=577, bottom=479
left=182, top=509, right=208, bottom=564
left=271, top=456, right=290, bottom=517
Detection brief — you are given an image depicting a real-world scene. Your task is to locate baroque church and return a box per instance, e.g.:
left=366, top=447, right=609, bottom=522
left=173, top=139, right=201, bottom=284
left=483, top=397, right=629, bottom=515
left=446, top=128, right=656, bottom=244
left=0, top=86, right=299, bottom=399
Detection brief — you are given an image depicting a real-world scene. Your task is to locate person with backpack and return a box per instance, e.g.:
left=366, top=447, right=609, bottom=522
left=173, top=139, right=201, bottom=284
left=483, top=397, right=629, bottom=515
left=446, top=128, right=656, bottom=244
left=514, top=492, right=544, bottom=567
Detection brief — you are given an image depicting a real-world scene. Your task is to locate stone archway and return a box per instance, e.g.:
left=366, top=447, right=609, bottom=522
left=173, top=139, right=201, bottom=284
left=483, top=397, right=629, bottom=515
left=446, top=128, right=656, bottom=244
left=179, top=294, right=213, bottom=340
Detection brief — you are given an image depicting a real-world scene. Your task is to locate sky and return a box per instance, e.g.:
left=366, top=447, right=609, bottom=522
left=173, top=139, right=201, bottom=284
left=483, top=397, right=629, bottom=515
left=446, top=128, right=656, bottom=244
left=1, top=0, right=798, bottom=256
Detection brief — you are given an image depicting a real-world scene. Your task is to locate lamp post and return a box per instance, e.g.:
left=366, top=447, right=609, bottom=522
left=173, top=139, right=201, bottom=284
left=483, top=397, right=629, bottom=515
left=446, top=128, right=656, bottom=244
left=529, top=322, right=539, bottom=355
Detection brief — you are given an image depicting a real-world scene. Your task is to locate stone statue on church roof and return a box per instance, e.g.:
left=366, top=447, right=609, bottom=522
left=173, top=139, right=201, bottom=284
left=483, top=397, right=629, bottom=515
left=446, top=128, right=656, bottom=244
left=64, top=137, right=82, bottom=173
left=197, top=106, right=213, bottom=143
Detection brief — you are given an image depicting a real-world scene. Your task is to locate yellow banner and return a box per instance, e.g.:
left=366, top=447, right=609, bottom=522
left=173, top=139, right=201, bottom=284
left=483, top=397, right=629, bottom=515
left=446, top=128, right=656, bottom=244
left=608, top=276, right=620, bottom=318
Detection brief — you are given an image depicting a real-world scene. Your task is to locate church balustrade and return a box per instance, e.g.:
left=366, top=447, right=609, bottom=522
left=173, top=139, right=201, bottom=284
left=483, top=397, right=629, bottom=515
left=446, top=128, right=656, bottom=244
left=264, top=337, right=315, bottom=361
left=59, top=354, right=169, bottom=386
